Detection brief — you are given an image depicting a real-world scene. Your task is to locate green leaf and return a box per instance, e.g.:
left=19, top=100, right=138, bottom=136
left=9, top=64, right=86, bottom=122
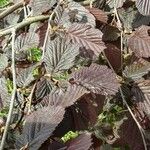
left=27, top=47, right=42, bottom=62
left=61, top=131, right=79, bottom=142
left=6, top=79, right=13, bottom=94
left=0, top=0, right=9, bottom=6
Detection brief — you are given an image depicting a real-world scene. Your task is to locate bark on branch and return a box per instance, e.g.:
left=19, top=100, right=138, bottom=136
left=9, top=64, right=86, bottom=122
left=0, top=2, right=23, bottom=20
left=0, top=15, right=49, bottom=37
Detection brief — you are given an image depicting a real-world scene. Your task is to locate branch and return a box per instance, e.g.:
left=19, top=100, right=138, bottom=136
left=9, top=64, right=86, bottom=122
left=0, top=15, right=49, bottom=37
left=80, top=0, right=96, bottom=6
left=0, top=2, right=23, bottom=20
left=0, top=28, right=17, bottom=150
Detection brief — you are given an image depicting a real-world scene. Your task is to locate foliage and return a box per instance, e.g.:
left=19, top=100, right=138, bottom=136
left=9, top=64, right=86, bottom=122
left=27, top=47, right=42, bottom=62
left=0, top=0, right=9, bottom=7
left=61, top=131, right=79, bottom=142
left=0, top=0, right=150, bottom=149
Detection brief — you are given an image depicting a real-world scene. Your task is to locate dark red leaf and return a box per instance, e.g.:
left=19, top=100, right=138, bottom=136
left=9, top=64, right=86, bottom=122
left=86, top=7, right=108, bottom=23
left=16, top=106, right=65, bottom=150
left=131, top=79, right=150, bottom=119
left=29, top=0, right=57, bottom=15
left=104, top=43, right=121, bottom=72
left=69, top=63, right=120, bottom=95
left=66, top=23, right=106, bottom=56
left=128, top=25, right=150, bottom=58
left=66, top=132, right=92, bottom=150
left=115, top=113, right=145, bottom=150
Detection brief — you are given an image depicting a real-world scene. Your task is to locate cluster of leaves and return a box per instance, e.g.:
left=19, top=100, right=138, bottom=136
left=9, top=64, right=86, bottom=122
left=0, top=0, right=150, bottom=149
left=0, top=0, right=9, bottom=7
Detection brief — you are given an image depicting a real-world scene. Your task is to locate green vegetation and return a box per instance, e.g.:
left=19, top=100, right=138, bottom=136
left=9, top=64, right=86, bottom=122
left=27, top=47, right=42, bottom=62
left=0, top=0, right=9, bottom=7
left=61, top=131, right=79, bottom=142
left=6, top=79, right=13, bottom=94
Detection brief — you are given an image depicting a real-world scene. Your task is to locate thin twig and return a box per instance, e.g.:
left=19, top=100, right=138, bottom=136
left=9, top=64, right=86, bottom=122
left=114, top=0, right=124, bottom=71
left=0, top=15, right=49, bottom=36
left=41, top=10, right=55, bottom=59
left=23, top=6, right=27, bottom=19
left=80, top=0, right=95, bottom=6
left=41, top=0, right=63, bottom=59
left=27, top=5, right=32, bottom=17
left=41, top=22, right=50, bottom=59
left=0, top=2, right=23, bottom=20
left=120, top=31, right=123, bottom=71
left=113, top=7, right=122, bottom=30
left=90, top=0, right=96, bottom=8
left=113, top=0, right=122, bottom=29
left=0, top=28, right=17, bottom=150
left=27, top=83, right=37, bottom=115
